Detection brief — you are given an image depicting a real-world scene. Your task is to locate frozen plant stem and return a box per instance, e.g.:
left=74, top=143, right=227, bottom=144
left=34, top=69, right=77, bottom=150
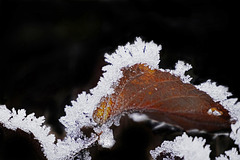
left=1, top=38, right=240, bottom=160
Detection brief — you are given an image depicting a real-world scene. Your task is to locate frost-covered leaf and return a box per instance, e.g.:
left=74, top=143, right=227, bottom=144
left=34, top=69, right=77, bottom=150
left=1, top=37, right=240, bottom=160
left=93, top=63, right=230, bottom=131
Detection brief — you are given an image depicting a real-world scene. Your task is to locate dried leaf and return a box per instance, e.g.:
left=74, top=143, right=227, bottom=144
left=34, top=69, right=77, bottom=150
left=93, top=64, right=230, bottom=131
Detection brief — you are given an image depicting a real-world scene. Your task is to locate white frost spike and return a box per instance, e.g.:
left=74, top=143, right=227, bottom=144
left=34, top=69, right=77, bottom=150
left=195, top=80, right=232, bottom=103
left=165, top=60, right=192, bottom=83
left=150, top=133, right=211, bottom=160
left=60, top=92, right=97, bottom=137
left=104, top=37, right=161, bottom=70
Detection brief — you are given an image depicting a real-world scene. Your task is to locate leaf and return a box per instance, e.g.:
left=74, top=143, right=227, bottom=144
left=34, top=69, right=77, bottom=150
left=93, top=64, right=230, bottom=131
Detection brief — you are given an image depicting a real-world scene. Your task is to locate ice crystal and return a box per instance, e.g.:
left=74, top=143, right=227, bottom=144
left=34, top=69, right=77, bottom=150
left=164, top=60, right=193, bottom=83
left=150, top=133, right=211, bottom=160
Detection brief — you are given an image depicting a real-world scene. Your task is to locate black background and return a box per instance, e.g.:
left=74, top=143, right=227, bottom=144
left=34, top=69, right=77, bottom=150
left=0, top=0, right=238, bottom=159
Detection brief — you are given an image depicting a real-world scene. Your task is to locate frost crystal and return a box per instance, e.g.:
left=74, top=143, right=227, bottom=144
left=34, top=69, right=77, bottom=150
left=164, top=60, right=193, bottom=83
left=150, top=133, right=211, bottom=160
left=1, top=37, right=240, bottom=160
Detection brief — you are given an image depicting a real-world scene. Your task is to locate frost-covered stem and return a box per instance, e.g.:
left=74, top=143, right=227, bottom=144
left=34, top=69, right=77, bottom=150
left=1, top=38, right=240, bottom=160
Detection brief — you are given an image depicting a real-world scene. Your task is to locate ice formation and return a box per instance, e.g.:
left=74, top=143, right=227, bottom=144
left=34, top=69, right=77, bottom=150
left=150, top=132, right=211, bottom=160
left=0, top=38, right=240, bottom=160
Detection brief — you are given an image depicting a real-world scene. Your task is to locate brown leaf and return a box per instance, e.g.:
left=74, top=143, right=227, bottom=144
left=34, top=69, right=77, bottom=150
left=93, top=64, right=230, bottom=131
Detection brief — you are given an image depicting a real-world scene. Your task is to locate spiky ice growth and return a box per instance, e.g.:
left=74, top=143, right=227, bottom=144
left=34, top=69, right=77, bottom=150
left=0, top=105, right=97, bottom=160
left=150, top=133, right=211, bottom=160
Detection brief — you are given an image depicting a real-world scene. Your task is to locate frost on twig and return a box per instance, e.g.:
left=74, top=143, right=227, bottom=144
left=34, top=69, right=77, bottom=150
left=0, top=105, right=97, bottom=160
left=150, top=133, right=211, bottom=160
left=1, top=38, right=240, bottom=160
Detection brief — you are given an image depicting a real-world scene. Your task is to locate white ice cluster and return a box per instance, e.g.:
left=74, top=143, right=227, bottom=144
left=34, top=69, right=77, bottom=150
left=0, top=38, right=240, bottom=160
left=164, top=60, right=193, bottom=83
left=150, top=132, right=211, bottom=160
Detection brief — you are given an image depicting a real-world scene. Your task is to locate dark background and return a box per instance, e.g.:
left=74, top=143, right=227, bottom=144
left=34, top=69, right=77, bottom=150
left=0, top=0, right=238, bottom=159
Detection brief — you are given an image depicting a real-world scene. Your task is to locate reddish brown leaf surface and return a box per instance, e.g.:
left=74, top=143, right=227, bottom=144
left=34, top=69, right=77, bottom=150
left=93, top=64, right=230, bottom=131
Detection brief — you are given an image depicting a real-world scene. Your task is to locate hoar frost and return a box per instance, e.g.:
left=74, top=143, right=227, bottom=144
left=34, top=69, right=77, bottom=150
left=150, top=133, right=211, bottom=160
left=0, top=37, right=240, bottom=160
